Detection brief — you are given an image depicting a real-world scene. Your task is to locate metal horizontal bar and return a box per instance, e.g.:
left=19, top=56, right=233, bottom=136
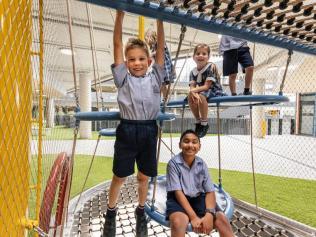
left=75, top=111, right=175, bottom=121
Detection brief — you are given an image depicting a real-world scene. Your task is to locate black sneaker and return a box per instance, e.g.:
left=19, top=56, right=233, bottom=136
left=195, top=123, right=202, bottom=134
left=243, top=91, right=252, bottom=95
left=135, top=209, right=148, bottom=237
left=102, top=213, right=116, bottom=237
left=199, top=124, right=209, bottom=138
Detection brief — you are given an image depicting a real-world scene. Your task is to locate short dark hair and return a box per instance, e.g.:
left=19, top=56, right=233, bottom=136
left=179, top=129, right=200, bottom=143
left=193, top=43, right=210, bottom=56
left=125, top=38, right=150, bottom=57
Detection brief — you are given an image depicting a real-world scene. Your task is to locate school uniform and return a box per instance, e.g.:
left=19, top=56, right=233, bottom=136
left=166, top=153, right=215, bottom=219
left=189, top=63, right=225, bottom=99
left=219, top=35, right=254, bottom=76
left=111, top=63, right=165, bottom=178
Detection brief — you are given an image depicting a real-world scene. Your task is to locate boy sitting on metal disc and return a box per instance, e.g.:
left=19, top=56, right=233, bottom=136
left=166, top=130, right=234, bottom=237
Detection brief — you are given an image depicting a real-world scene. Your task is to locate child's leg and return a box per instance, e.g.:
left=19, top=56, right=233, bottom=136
left=134, top=121, right=158, bottom=237
left=244, top=65, right=254, bottom=93
left=134, top=171, right=150, bottom=237
left=223, top=49, right=238, bottom=96
left=228, top=73, right=237, bottom=96
left=103, top=175, right=126, bottom=237
left=188, top=95, right=202, bottom=134
left=169, top=212, right=189, bottom=237
left=198, top=94, right=208, bottom=122
left=107, top=175, right=126, bottom=208
left=197, top=94, right=209, bottom=138
left=137, top=171, right=149, bottom=206
left=214, top=212, right=234, bottom=237
left=188, top=95, right=201, bottom=120
left=238, top=47, right=254, bottom=95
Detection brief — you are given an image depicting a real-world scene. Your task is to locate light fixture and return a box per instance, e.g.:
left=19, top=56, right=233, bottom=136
left=267, top=66, right=279, bottom=71
left=60, top=48, right=75, bottom=55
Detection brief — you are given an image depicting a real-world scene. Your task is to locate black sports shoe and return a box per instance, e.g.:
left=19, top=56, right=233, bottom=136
left=135, top=209, right=148, bottom=237
left=195, top=123, right=202, bottom=134
left=102, top=214, right=116, bottom=237
left=199, top=124, right=209, bottom=138
left=243, top=91, right=252, bottom=95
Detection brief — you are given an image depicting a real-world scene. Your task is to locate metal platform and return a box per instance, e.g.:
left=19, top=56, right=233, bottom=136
left=79, top=0, right=316, bottom=56
left=65, top=176, right=315, bottom=237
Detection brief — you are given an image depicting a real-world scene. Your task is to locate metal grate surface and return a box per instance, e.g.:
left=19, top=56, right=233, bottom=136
left=67, top=177, right=297, bottom=237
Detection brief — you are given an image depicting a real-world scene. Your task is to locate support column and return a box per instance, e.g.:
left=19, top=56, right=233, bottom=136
left=46, top=98, right=55, bottom=128
left=79, top=72, right=92, bottom=139
left=253, top=78, right=265, bottom=138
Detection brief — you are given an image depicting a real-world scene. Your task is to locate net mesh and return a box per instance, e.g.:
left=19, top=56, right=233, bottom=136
left=0, top=0, right=315, bottom=236
left=0, top=0, right=32, bottom=236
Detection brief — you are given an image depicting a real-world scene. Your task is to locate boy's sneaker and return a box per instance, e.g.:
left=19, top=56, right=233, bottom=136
left=135, top=209, right=148, bottom=237
left=102, top=214, right=116, bottom=237
left=198, top=124, right=209, bottom=138
left=195, top=123, right=202, bottom=134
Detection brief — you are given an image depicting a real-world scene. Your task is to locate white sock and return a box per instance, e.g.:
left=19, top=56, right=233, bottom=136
left=201, top=120, right=208, bottom=126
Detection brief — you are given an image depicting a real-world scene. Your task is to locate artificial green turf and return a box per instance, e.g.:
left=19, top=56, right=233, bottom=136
left=208, top=169, right=316, bottom=228
left=30, top=155, right=316, bottom=228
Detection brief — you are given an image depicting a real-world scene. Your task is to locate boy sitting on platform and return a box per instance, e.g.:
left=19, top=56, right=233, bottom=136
left=166, top=129, right=234, bottom=237
left=102, top=10, right=166, bottom=237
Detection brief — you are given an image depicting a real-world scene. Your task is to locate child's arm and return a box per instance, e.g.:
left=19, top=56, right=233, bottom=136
left=113, top=10, right=124, bottom=66
left=190, top=80, right=212, bottom=93
left=155, top=20, right=165, bottom=67
left=205, top=191, right=216, bottom=210
left=201, top=192, right=216, bottom=234
left=188, top=73, right=200, bottom=103
left=174, top=191, right=202, bottom=233
left=201, top=163, right=217, bottom=234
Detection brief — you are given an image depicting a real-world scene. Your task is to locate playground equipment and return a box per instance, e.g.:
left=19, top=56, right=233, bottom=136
left=1, top=0, right=316, bottom=236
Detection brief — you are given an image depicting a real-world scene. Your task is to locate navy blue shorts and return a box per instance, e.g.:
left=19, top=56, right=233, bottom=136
left=166, top=192, right=207, bottom=220
left=223, top=47, right=254, bottom=76
left=113, top=119, right=158, bottom=178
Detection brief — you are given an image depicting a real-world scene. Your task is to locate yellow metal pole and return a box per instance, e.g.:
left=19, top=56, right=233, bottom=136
left=138, top=16, right=145, bottom=40
left=36, top=0, right=44, bottom=227
left=261, top=120, right=266, bottom=138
